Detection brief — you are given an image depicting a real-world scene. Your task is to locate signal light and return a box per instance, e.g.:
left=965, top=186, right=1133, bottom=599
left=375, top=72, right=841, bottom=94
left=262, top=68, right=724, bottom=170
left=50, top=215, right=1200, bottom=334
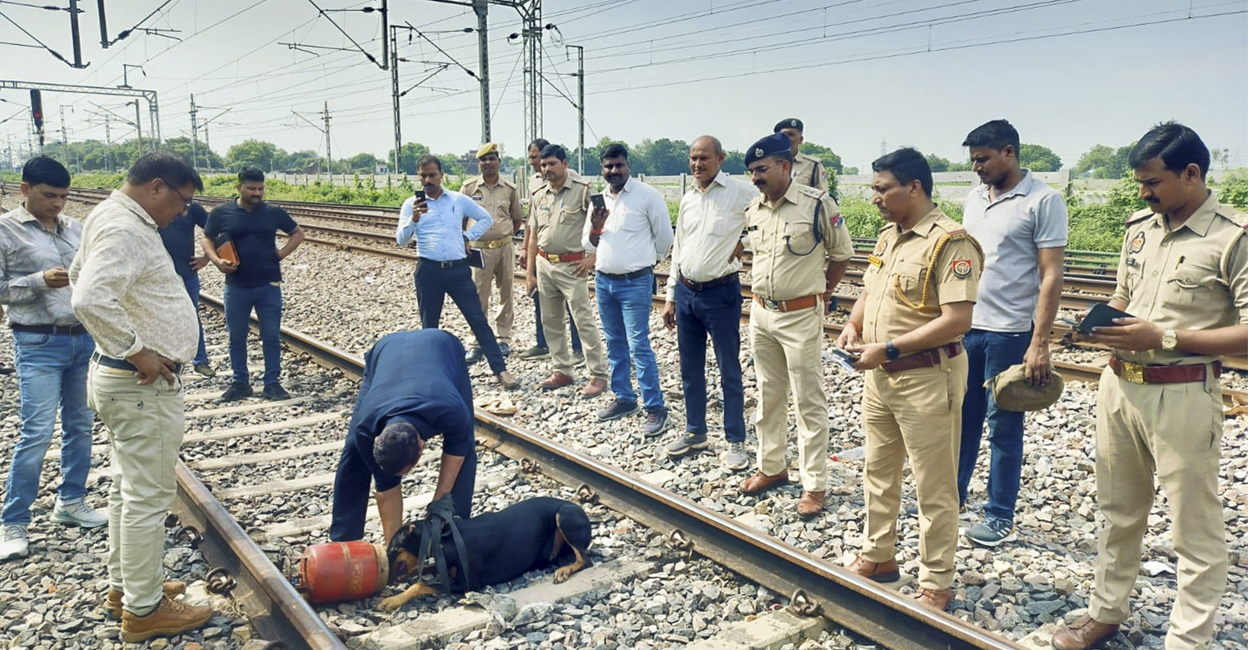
left=30, top=90, right=43, bottom=130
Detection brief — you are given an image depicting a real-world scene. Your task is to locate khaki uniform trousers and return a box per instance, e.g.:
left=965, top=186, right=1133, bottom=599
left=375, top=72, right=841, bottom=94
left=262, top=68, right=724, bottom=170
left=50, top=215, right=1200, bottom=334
left=749, top=302, right=828, bottom=492
left=861, top=352, right=966, bottom=591
left=535, top=255, right=608, bottom=379
left=1090, top=367, right=1226, bottom=650
left=87, top=363, right=185, bottom=616
left=471, top=241, right=515, bottom=343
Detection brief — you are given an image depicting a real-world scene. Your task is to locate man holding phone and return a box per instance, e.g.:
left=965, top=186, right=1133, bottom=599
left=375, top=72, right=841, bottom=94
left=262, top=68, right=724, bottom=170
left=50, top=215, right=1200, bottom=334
left=398, top=155, right=518, bottom=390
left=1052, top=123, right=1248, bottom=650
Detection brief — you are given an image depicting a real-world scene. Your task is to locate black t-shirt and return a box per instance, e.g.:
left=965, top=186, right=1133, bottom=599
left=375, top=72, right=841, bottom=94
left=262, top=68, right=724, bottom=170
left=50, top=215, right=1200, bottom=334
left=203, top=200, right=298, bottom=287
left=159, top=201, right=209, bottom=277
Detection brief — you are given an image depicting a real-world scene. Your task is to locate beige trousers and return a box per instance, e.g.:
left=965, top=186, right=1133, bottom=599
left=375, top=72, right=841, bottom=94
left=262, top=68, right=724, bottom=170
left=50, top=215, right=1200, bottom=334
left=748, top=302, right=829, bottom=491
left=535, top=255, right=607, bottom=379
left=471, top=241, right=515, bottom=343
left=87, top=363, right=185, bottom=615
left=1090, top=367, right=1227, bottom=650
left=860, top=351, right=966, bottom=590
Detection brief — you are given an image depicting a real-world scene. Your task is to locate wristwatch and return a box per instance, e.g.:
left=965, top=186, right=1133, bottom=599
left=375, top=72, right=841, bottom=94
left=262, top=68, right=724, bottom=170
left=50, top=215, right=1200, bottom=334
left=1161, top=328, right=1178, bottom=351
left=885, top=340, right=901, bottom=361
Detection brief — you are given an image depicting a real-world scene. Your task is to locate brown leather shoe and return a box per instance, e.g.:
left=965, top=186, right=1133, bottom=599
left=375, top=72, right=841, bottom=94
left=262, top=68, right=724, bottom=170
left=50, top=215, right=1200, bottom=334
left=914, top=587, right=952, bottom=611
left=496, top=370, right=520, bottom=390
left=540, top=371, right=574, bottom=390
left=1052, top=614, right=1120, bottom=650
left=104, top=582, right=188, bottom=620
left=740, top=470, right=790, bottom=495
left=796, top=491, right=825, bottom=518
left=120, top=594, right=213, bottom=643
left=847, top=556, right=900, bottom=583
left=581, top=377, right=607, bottom=398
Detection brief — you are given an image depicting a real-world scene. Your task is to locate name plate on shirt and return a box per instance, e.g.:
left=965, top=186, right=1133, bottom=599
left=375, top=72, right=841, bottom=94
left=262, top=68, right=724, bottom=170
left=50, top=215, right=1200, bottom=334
left=868, top=254, right=883, bottom=268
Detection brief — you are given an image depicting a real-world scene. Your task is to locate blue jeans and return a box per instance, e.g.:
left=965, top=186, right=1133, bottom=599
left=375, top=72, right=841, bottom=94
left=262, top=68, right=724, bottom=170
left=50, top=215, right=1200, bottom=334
left=180, top=272, right=209, bottom=366
left=223, top=283, right=284, bottom=386
left=2, top=330, right=96, bottom=526
left=675, top=280, right=745, bottom=442
left=957, top=327, right=1031, bottom=522
left=533, top=291, right=582, bottom=353
left=596, top=269, right=664, bottom=411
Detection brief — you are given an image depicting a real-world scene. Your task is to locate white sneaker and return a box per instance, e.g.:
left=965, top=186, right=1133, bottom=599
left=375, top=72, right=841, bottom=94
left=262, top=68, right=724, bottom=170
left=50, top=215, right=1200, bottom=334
left=52, top=498, right=108, bottom=528
left=0, top=525, right=29, bottom=561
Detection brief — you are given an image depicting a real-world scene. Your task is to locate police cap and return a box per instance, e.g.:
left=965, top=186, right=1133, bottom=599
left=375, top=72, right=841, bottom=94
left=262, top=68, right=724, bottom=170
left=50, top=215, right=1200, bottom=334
left=774, top=118, right=803, bottom=133
left=475, top=142, right=499, bottom=159
left=745, top=133, right=792, bottom=167
left=986, top=364, right=1064, bottom=412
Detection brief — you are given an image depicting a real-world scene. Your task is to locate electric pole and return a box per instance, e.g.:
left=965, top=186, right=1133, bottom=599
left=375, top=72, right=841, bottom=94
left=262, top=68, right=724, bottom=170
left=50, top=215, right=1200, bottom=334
left=322, top=101, right=332, bottom=174
left=567, top=44, right=584, bottom=175
left=130, top=100, right=142, bottom=154
left=189, top=94, right=200, bottom=170
left=474, top=0, right=490, bottom=143
left=103, top=114, right=113, bottom=173
left=520, top=0, right=542, bottom=155
left=390, top=26, right=401, bottom=174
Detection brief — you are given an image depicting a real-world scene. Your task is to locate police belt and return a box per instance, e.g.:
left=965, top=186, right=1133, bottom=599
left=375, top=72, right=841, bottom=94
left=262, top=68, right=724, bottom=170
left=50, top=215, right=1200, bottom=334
left=537, top=249, right=585, bottom=264
left=469, top=237, right=511, bottom=250
left=1109, top=356, right=1221, bottom=385
left=91, top=351, right=183, bottom=375
left=680, top=272, right=737, bottom=291
left=753, top=294, right=819, bottom=313
left=881, top=342, right=964, bottom=373
left=11, top=322, right=89, bottom=336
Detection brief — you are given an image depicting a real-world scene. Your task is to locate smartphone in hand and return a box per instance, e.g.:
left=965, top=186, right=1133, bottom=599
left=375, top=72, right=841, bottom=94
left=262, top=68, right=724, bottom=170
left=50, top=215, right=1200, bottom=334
left=413, top=190, right=426, bottom=202
left=832, top=347, right=859, bottom=373
left=590, top=193, right=606, bottom=210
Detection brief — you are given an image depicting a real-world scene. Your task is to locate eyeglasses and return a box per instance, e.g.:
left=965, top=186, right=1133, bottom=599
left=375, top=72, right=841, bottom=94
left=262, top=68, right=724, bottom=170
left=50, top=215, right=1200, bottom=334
left=747, top=164, right=774, bottom=177
left=169, top=185, right=194, bottom=210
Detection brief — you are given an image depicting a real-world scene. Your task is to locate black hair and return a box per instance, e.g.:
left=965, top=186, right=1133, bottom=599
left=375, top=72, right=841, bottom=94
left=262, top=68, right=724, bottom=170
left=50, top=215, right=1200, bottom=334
left=872, top=147, right=933, bottom=197
left=1129, top=121, right=1210, bottom=179
left=374, top=421, right=422, bottom=475
left=127, top=152, right=204, bottom=192
left=539, top=144, right=567, bottom=162
left=238, top=166, right=265, bottom=183
left=415, top=154, right=443, bottom=172
left=21, top=155, right=70, bottom=189
left=962, top=119, right=1020, bottom=155
left=529, top=138, right=550, bottom=152
left=601, top=143, right=629, bottom=161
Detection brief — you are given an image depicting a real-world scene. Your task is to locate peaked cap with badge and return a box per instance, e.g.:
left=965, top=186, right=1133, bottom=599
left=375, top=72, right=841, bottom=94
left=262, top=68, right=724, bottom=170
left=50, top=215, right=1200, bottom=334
left=774, top=118, right=804, bottom=133
left=745, top=133, right=793, bottom=167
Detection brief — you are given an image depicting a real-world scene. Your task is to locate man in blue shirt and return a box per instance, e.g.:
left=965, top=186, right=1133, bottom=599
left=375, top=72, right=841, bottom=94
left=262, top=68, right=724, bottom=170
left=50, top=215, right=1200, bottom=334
left=158, top=200, right=213, bottom=377
left=397, top=154, right=518, bottom=389
left=202, top=167, right=305, bottom=402
left=329, top=329, right=478, bottom=543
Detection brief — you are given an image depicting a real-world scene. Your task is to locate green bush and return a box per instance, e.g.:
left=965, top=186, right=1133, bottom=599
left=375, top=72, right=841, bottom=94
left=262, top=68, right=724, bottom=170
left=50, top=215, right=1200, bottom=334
left=1214, top=171, right=1248, bottom=210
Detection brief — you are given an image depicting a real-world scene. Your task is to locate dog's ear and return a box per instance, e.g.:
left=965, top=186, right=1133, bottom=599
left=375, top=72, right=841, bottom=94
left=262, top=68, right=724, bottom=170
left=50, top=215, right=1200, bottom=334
left=387, top=521, right=422, bottom=562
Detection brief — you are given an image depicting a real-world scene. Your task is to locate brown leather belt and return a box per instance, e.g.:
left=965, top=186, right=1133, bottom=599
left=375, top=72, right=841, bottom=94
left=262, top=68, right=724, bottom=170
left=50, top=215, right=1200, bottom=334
left=753, top=294, right=819, bottom=313
left=1108, top=356, right=1222, bottom=384
left=881, top=342, right=964, bottom=373
left=680, top=272, right=738, bottom=291
left=538, top=250, right=585, bottom=263
left=470, top=237, right=511, bottom=250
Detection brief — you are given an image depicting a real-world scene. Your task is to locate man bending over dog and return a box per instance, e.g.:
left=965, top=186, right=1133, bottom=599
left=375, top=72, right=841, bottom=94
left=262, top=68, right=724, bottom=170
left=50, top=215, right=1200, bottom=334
left=330, top=329, right=477, bottom=544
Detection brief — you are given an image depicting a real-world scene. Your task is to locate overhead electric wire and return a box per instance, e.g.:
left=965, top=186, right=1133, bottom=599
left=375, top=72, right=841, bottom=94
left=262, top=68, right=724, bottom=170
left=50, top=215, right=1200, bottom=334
left=0, top=7, right=73, bottom=65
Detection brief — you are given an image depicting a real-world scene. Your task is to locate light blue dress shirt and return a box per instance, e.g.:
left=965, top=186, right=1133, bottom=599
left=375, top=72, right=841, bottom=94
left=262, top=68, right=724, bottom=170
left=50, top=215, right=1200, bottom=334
left=396, top=189, right=494, bottom=261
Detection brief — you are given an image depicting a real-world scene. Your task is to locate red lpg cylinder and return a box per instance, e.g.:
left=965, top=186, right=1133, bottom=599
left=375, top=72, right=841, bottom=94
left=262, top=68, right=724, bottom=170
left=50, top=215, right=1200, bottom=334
left=296, top=541, right=390, bottom=604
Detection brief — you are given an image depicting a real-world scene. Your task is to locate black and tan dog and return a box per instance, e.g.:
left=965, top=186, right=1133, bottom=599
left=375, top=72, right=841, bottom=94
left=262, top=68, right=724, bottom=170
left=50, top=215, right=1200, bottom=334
left=377, top=497, right=593, bottom=611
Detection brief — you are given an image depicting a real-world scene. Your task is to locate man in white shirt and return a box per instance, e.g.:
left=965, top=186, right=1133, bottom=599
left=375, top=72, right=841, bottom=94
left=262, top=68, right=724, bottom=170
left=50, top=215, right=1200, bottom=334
left=584, top=143, right=674, bottom=435
left=661, top=136, right=753, bottom=468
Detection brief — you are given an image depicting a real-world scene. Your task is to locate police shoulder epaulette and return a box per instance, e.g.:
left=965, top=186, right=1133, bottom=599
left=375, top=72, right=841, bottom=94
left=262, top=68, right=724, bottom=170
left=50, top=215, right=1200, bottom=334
left=500, top=177, right=517, bottom=190
left=745, top=195, right=764, bottom=210
left=1214, top=204, right=1248, bottom=229
left=572, top=175, right=592, bottom=186
left=877, top=223, right=892, bottom=234
left=1126, top=207, right=1154, bottom=225
left=461, top=177, right=480, bottom=191
left=797, top=185, right=825, bottom=200
left=529, top=180, right=548, bottom=195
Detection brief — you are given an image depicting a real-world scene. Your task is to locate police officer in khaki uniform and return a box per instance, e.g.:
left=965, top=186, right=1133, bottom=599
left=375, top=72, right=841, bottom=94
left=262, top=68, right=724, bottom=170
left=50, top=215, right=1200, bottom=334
left=774, top=118, right=828, bottom=193
left=837, top=147, right=983, bottom=612
left=737, top=133, right=853, bottom=519
left=1052, top=123, right=1248, bottom=650
left=524, top=144, right=609, bottom=397
left=460, top=143, right=523, bottom=364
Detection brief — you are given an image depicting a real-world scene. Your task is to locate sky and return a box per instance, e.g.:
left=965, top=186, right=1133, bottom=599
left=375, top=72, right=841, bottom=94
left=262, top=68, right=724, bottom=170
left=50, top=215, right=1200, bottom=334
left=2, top=0, right=1246, bottom=172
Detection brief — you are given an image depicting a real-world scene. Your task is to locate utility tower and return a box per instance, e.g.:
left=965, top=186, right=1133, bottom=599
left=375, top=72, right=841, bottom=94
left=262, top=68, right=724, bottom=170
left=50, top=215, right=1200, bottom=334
left=189, top=94, right=200, bottom=170
left=519, top=0, right=542, bottom=154
left=567, top=44, right=584, bottom=174
left=322, top=102, right=332, bottom=174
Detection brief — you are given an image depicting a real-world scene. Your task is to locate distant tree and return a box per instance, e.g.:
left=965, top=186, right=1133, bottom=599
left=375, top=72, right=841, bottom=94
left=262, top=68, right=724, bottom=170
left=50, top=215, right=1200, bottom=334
left=349, top=153, right=380, bottom=171
left=800, top=141, right=844, bottom=174
left=722, top=150, right=746, bottom=175
left=386, top=142, right=432, bottom=175
left=1019, top=143, right=1062, bottom=171
left=437, top=153, right=465, bottom=176
left=843, top=166, right=859, bottom=175
left=280, top=150, right=321, bottom=173
left=225, top=139, right=281, bottom=172
left=631, top=138, right=688, bottom=176
left=581, top=136, right=628, bottom=177
left=1075, top=143, right=1133, bottom=179
left=925, top=153, right=953, bottom=173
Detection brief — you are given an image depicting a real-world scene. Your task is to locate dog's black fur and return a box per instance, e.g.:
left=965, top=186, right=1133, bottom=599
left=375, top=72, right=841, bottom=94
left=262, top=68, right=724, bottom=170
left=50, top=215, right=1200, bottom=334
left=377, top=497, right=593, bottom=610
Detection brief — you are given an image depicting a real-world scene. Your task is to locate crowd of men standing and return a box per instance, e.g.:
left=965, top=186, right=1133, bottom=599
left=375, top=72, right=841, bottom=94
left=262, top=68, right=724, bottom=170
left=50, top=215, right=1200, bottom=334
left=0, top=117, right=1244, bottom=650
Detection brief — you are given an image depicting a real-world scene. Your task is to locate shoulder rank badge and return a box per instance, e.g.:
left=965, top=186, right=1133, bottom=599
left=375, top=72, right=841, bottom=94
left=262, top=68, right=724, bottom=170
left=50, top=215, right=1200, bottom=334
left=1127, top=230, right=1146, bottom=255
left=951, top=259, right=973, bottom=279
left=868, top=240, right=886, bottom=267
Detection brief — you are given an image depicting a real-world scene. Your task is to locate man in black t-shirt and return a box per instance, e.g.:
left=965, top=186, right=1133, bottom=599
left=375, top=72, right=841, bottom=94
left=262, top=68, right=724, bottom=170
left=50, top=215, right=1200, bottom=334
left=158, top=200, right=214, bottom=376
left=202, top=167, right=304, bottom=401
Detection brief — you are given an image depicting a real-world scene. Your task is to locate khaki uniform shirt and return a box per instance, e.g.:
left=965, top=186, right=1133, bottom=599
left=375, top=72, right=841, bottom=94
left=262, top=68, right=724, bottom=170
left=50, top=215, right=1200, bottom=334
left=528, top=171, right=593, bottom=255
left=461, top=175, right=523, bottom=242
left=746, top=182, right=853, bottom=301
left=861, top=207, right=983, bottom=345
left=1112, top=192, right=1248, bottom=365
left=792, top=152, right=828, bottom=193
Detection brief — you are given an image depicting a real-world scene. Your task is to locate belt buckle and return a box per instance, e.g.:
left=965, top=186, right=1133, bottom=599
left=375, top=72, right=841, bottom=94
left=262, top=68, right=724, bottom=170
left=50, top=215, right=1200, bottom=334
left=548, top=253, right=561, bottom=263
left=763, top=298, right=781, bottom=311
left=1120, top=361, right=1145, bottom=384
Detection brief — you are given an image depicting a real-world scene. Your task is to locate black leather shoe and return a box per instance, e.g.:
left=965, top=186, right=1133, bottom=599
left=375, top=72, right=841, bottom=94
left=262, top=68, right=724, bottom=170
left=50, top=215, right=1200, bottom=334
left=220, top=383, right=253, bottom=402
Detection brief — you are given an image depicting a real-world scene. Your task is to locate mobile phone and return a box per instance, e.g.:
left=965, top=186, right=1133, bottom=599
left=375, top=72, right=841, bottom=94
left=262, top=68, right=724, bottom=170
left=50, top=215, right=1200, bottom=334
left=1076, top=303, right=1135, bottom=334
left=1056, top=316, right=1080, bottom=328
left=413, top=190, right=426, bottom=202
left=832, top=347, right=859, bottom=373
left=589, top=193, right=606, bottom=210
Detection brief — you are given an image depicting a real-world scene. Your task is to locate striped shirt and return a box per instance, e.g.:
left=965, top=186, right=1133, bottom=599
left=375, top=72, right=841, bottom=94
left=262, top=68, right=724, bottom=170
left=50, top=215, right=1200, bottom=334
left=0, top=204, right=83, bottom=326
left=666, top=171, right=754, bottom=301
